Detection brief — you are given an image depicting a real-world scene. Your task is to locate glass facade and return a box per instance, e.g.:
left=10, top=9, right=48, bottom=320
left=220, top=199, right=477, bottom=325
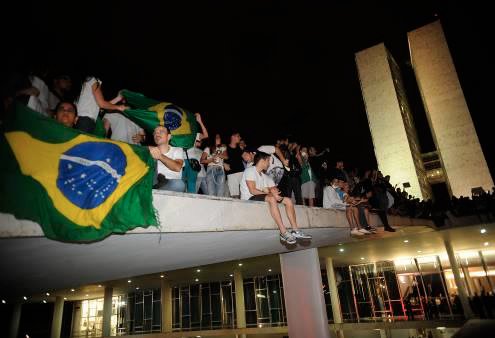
left=243, top=274, right=286, bottom=327
left=172, top=281, right=236, bottom=331
left=123, top=289, right=161, bottom=334
left=67, top=250, right=495, bottom=336
left=71, top=296, right=124, bottom=337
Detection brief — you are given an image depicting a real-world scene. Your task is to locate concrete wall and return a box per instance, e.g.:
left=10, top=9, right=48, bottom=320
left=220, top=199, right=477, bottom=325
left=408, top=20, right=493, bottom=197
left=356, top=43, right=426, bottom=199
left=0, top=190, right=433, bottom=238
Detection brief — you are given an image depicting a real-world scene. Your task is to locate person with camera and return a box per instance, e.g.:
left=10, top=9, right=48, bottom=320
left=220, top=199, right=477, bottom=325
left=201, top=133, right=228, bottom=196
left=183, top=113, right=209, bottom=193
left=278, top=137, right=303, bottom=205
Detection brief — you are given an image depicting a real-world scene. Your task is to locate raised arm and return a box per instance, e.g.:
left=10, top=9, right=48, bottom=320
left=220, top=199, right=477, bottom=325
left=92, top=83, right=128, bottom=112
left=195, top=113, right=209, bottom=140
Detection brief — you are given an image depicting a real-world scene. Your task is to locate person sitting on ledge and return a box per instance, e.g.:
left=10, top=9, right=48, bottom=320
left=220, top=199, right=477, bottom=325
left=240, top=151, right=312, bottom=245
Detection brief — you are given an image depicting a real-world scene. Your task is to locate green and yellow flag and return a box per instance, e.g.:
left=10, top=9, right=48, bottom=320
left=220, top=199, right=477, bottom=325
left=0, top=104, right=158, bottom=242
left=121, top=90, right=199, bottom=149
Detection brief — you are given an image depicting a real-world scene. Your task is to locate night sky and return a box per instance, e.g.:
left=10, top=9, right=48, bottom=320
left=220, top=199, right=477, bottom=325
left=3, top=1, right=493, bottom=176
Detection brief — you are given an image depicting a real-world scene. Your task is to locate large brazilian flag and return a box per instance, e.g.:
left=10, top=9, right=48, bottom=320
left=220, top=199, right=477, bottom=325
left=0, top=104, right=158, bottom=242
left=120, top=90, right=199, bottom=149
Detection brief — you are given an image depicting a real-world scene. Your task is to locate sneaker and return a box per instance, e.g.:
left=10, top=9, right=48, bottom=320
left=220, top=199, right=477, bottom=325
left=291, top=229, right=312, bottom=240
left=384, top=226, right=396, bottom=232
left=358, top=228, right=371, bottom=234
left=280, top=231, right=297, bottom=245
left=365, top=226, right=377, bottom=233
left=350, top=228, right=365, bottom=236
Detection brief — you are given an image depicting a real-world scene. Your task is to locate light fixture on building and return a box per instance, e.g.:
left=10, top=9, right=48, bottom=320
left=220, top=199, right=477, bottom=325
left=70, top=289, right=75, bottom=292
left=98, top=285, right=102, bottom=288
left=360, top=257, right=365, bottom=260
left=339, top=248, right=344, bottom=252
left=229, top=274, right=233, bottom=277
left=127, top=280, right=132, bottom=283
left=256, top=294, right=266, bottom=298
left=46, top=292, right=50, bottom=296
left=135, top=287, right=140, bottom=290
left=268, top=268, right=272, bottom=272
left=195, top=278, right=199, bottom=282
left=484, top=242, right=489, bottom=246
left=196, top=269, right=201, bottom=273
left=481, top=229, right=487, bottom=234
left=238, top=263, right=243, bottom=266
left=23, top=296, right=27, bottom=300
left=417, top=250, right=422, bottom=253
left=403, top=240, right=409, bottom=243
left=43, top=300, right=47, bottom=303
left=85, top=294, right=89, bottom=297
left=64, top=297, right=67, bottom=300
left=160, top=275, right=165, bottom=278
left=2, top=300, right=6, bottom=304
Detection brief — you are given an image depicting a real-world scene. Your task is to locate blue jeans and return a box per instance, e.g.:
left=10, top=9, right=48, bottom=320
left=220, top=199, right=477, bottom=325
left=206, top=166, right=225, bottom=196
left=158, top=179, right=186, bottom=193
left=196, top=176, right=208, bottom=194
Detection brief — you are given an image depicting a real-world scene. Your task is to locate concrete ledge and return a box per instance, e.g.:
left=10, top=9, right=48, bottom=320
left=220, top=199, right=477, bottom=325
left=1, top=190, right=433, bottom=238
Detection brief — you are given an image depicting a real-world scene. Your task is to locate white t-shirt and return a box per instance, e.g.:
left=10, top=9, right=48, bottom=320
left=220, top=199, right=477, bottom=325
left=27, top=76, right=51, bottom=116
left=187, top=147, right=206, bottom=177
left=240, top=166, right=275, bottom=200
left=157, top=146, right=184, bottom=179
left=76, top=77, right=101, bottom=120
left=203, top=146, right=226, bottom=167
left=104, top=113, right=144, bottom=144
left=257, top=145, right=285, bottom=185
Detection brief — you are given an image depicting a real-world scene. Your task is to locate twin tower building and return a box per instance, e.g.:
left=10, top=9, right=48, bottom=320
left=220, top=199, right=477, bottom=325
left=356, top=20, right=493, bottom=200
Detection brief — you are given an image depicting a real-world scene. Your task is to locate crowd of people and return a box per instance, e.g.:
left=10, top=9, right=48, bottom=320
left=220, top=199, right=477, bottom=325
left=2, top=69, right=494, bottom=244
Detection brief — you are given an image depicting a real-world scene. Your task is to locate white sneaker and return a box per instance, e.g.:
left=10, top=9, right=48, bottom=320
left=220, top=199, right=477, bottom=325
left=280, top=231, right=297, bottom=245
left=359, top=228, right=371, bottom=234
left=291, top=230, right=312, bottom=240
left=351, top=228, right=365, bottom=236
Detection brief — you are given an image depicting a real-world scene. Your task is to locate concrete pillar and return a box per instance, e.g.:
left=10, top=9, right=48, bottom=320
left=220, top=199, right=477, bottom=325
left=444, top=239, right=474, bottom=318
left=8, top=303, right=21, bottom=338
left=102, top=287, right=113, bottom=337
left=50, top=296, right=64, bottom=338
left=161, top=279, right=173, bottom=333
left=280, top=248, right=330, bottom=338
left=234, top=270, right=247, bottom=338
left=379, top=328, right=392, bottom=338
left=325, top=257, right=344, bottom=338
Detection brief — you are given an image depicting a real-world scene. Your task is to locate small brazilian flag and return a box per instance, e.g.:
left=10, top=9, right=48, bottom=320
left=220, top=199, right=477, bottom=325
left=0, top=104, right=158, bottom=242
left=120, top=90, right=199, bottom=149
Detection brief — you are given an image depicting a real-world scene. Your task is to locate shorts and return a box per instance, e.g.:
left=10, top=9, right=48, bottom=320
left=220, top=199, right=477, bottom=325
left=249, top=194, right=268, bottom=202
left=301, top=181, right=316, bottom=199
left=227, top=172, right=243, bottom=197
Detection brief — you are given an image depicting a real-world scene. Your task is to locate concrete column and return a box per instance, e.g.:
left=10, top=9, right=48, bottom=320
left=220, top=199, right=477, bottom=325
left=102, top=287, right=113, bottom=337
left=50, top=296, right=64, bottom=338
left=444, top=239, right=474, bottom=318
left=161, top=279, right=173, bottom=333
left=280, top=248, right=330, bottom=338
left=234, top=269, right=247, bottom=338
left=325, top=257, right=344, bottom=338
left=8, top=303, right=22, bottom=338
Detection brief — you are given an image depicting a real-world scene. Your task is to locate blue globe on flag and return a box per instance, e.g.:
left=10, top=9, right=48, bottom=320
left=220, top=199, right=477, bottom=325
left=56, top=142, right=127, bottom=209
left=163, top=105, right=183, bottom=131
